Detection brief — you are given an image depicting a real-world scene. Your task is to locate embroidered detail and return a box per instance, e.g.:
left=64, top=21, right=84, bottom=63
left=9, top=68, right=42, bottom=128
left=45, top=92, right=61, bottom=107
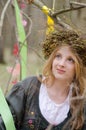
left=28, top=119, right=35, bottom=129
left=28, top=119, right=33, bottom=124
left=29, top=124, right=34, bottom=129
left=28, top=111, right=35, bottom=129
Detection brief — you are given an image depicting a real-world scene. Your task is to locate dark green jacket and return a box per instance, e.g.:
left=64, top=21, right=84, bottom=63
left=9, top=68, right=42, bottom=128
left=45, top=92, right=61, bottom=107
left=0, top=76, right=86, bottom=130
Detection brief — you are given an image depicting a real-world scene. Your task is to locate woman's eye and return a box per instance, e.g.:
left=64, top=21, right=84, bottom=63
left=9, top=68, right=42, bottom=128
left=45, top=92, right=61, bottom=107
left=55, top=54, right=61, bottom=59
left=67, top=58, right=75, bottom=63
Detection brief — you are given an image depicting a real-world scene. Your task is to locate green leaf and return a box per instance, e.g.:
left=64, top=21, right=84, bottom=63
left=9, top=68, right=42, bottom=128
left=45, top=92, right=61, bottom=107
left=14, top=0, right=27, bottom=79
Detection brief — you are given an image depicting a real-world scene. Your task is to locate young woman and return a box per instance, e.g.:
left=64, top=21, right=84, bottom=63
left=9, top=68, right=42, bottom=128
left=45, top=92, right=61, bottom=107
left=0, top=30, right=86, bottom=130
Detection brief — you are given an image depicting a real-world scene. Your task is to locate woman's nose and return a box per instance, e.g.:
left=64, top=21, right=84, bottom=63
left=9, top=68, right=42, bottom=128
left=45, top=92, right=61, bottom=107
left=58, top=59, right=65, bottom=66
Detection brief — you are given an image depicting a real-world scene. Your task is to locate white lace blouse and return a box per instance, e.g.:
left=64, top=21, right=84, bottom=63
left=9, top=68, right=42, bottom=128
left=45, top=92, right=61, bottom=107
left=39, top=83, right=73, bottom=125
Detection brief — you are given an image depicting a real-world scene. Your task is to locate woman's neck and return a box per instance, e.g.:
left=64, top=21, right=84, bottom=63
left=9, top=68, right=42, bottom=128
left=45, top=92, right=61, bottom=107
left=46, top=79, right=70, bottom=104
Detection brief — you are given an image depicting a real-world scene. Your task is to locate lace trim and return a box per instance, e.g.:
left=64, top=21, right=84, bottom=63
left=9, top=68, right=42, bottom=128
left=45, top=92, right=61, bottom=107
left=39, top=83, right=73, bottom=125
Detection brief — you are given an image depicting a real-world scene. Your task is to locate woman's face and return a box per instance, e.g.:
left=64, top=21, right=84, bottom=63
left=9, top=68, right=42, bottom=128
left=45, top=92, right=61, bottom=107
left=52, top=46, right=76, bottom=82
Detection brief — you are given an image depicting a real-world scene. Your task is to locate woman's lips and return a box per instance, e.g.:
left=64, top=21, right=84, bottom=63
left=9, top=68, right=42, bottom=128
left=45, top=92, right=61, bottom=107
left=57, top=69, right=65, bottom=74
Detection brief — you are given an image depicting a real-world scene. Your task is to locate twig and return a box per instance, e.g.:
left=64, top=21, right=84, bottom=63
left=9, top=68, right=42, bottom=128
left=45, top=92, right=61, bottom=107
left=56, top=17, right=73, bottom=30
left=51, top=1, right=86, bottom=17
left=0, top=0, right=11, bottom=36
left=20, top=10, right=33, bottom=44
left=4, top=61, right=17, bottom=95
left=12, top=2, right=33, bottom=54
left=70, top=1, right=86, bottom=7
left=28, top=46, right=45, bottom=62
